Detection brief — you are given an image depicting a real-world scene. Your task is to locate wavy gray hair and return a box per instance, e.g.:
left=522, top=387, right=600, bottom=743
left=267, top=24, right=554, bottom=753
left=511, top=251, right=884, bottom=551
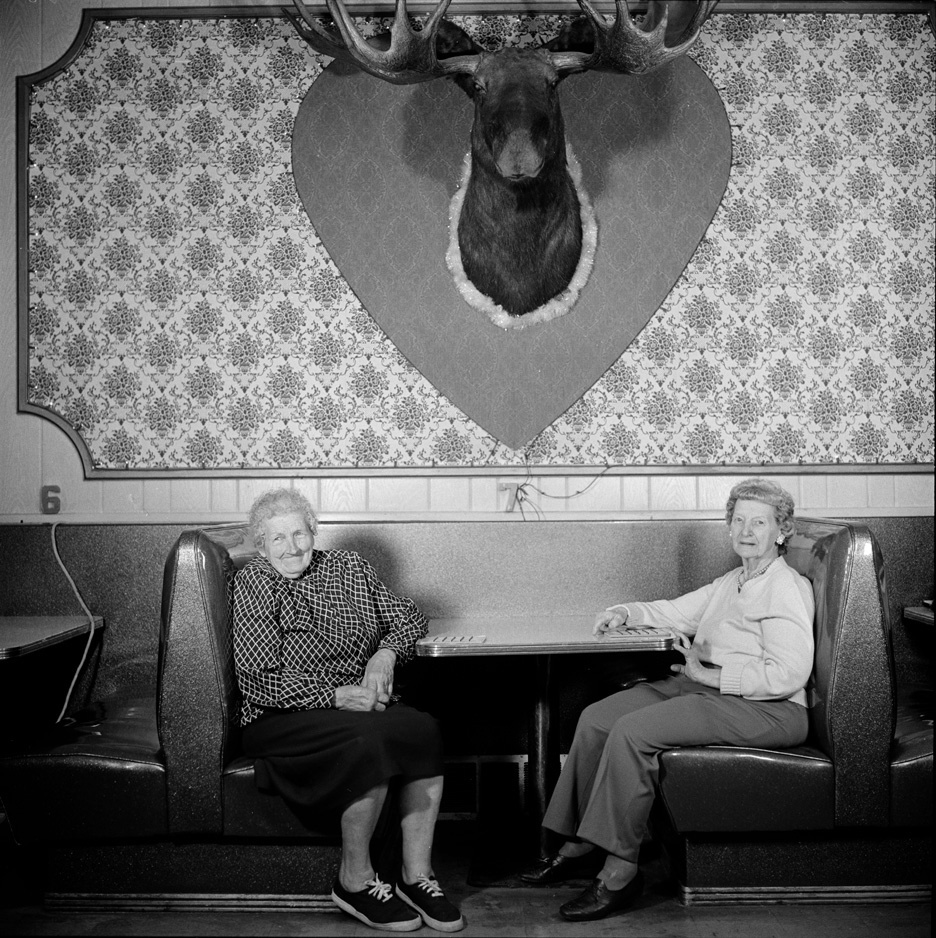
left=725, top=478, right=796, bottom=553
left=248, top=488, right=319, bottom=548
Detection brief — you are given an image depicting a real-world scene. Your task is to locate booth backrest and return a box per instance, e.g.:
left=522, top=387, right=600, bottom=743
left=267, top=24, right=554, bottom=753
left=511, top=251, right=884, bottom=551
left=769, top=521, right=893, bottom=825
left=159, top=530, right=241, bottom=834
left=157, top=517, right=894, bottom=834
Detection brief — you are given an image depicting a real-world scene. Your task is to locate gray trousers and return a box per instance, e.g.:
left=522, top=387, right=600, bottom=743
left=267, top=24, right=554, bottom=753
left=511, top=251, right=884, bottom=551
left=542, top=676, right=809, bottom=861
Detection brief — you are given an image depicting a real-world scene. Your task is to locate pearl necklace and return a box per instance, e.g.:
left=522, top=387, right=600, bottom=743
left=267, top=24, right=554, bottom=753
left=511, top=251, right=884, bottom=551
left=738, top=557, right=778, bottom=592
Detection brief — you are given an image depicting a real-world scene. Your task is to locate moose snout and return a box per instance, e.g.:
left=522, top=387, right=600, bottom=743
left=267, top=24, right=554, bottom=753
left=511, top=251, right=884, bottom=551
left=494, top=129, right=545, bottom=180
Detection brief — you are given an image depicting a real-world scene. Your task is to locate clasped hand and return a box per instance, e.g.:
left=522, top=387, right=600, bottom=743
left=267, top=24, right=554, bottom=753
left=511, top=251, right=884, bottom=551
left=593, top=609, right=692, bottom=674
left=334, top=648, right=397, bottom=711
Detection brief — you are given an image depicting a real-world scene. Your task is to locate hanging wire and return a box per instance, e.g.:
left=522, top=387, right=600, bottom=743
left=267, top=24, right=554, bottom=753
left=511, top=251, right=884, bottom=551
left=515, top=481, right=545, bottom=521
left=49, top=522, right=98, bottom=723
left=510, top=460, right=542, bottom=521
left=513, top=463, right=616, bottom=518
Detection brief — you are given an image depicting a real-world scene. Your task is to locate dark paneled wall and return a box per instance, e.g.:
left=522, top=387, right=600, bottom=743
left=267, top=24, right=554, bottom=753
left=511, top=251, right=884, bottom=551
left=863, top=516, right=934, bottom=687
left=0, top=524, right=186, bottom=702
left=1, top=517, right=931, bottom=743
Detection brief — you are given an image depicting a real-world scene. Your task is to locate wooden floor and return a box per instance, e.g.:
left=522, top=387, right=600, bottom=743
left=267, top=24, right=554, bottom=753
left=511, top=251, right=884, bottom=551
left=2, top=893, right=931, bottom=937
left=1, top=822, right=931, bottom=937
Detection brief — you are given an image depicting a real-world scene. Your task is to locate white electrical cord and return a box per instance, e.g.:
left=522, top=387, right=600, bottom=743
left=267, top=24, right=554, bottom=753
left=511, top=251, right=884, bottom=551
left=50, top=522, right=97, bottom=724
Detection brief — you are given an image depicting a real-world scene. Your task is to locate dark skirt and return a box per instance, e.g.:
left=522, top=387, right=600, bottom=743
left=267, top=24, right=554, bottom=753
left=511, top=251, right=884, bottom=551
left=241, top=704, right=444, bottom=812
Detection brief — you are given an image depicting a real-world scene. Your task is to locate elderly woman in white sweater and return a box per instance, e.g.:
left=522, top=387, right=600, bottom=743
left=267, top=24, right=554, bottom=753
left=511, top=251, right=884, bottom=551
left=522, top=478, right=815, bottom=923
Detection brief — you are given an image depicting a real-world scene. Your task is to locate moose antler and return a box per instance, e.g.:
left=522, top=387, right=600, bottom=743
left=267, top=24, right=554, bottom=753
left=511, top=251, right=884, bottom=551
left=285, top=0, right=720, bottom=321
left=286, top=0, right=715, bottom=82
left=549, top=0, right=719, bottom=76
left=284, top=0, right=481, bottom=84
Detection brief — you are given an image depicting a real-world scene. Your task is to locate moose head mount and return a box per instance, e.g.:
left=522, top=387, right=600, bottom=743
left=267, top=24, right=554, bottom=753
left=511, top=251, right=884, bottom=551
left=285, top=0, right=717, bottom=328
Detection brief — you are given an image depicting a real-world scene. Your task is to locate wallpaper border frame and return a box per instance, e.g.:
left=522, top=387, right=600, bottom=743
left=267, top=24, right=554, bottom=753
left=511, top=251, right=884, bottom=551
left=16, top=2, right=936, bottom=479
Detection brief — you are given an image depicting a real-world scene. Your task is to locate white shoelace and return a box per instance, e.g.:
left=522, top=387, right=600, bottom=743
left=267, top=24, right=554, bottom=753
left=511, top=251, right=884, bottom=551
left=365, top=877, right=394, bottom=902
left=412, top=875, right=444, bottom=897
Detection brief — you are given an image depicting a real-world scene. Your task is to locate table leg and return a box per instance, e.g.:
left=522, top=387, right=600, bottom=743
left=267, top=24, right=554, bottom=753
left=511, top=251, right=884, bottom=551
left=528, top=654, right=559, bottom=856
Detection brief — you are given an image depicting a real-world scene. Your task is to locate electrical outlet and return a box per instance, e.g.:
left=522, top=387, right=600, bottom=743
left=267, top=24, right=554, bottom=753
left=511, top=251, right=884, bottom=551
left=499, top=483, right=520, bottom=512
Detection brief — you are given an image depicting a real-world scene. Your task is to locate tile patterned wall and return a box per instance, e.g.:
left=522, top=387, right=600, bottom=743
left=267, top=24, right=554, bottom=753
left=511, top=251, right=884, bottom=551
left=16, top=9, right=936, bottom=471
left=1, top=471, right=931, bottom=523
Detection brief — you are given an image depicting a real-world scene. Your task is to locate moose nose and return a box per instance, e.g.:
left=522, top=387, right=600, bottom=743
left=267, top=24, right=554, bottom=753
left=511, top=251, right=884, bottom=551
left=495, top=130, right=544, bottom=180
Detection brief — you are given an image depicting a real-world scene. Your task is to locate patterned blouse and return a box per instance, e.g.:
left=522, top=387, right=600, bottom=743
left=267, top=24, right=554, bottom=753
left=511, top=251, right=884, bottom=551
left=232, top=549, right=428, bottom=727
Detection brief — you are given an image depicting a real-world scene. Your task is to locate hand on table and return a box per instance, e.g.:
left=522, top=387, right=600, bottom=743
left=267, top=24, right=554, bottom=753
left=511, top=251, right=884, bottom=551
left=593, top=609, right=628, bottom=635
left=594, top=609, right=693, bottom=674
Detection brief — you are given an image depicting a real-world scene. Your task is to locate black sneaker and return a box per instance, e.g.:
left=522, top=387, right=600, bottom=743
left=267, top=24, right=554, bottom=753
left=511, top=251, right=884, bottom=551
left=396, top=875, right=466, bottom=932
left=331, top=876, right=422, bottom=932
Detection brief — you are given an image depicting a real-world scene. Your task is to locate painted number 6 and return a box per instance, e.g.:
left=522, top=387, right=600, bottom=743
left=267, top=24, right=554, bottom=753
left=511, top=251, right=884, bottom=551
left=41, top=485, right=61, bottom=514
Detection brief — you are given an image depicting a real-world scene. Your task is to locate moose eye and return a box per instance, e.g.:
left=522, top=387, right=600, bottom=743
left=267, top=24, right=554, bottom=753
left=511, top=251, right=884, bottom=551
left=472, top=79, right=486, bottom=96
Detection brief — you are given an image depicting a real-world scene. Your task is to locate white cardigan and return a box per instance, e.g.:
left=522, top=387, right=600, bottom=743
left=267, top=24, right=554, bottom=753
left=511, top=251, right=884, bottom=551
left=607, top=557, right=815, bottom=707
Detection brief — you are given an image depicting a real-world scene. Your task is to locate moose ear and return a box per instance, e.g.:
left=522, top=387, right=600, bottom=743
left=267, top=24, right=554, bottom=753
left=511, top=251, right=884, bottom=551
left=545, top=16, right=595, bottom=54
left=450, top=73, right=476, bottom=98
left=437, top=21, right=483, bottom=99
left=436, top=20, right=483, bottom=58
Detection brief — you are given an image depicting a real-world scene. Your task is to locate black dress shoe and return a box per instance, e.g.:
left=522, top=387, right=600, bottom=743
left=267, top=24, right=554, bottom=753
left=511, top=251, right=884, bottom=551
left=519, top=851, right=602, bottom=886
left=559, top=872, right=644, bottom=921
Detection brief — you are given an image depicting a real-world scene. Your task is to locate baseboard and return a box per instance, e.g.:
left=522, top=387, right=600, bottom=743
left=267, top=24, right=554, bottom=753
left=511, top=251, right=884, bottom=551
left=44, top=840, right=342, bottom=899
left=44, top=892, right=337, bottom=912
left=663, top=825, right=934, bottom=904
left=680, top=884, right=932, bottom=905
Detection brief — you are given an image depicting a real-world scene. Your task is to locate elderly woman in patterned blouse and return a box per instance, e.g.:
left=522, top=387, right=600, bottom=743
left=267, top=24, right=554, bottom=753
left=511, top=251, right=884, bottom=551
left=233, top=488, right=463, bottom=933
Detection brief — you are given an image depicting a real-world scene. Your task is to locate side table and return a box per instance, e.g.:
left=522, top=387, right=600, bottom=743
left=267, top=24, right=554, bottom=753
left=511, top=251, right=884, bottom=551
left=0, top=616, right=104, bottom=736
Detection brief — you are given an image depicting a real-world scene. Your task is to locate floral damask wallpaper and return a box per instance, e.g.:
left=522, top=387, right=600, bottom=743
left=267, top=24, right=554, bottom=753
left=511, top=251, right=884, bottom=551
left=23, top=12, right=935, bottom=471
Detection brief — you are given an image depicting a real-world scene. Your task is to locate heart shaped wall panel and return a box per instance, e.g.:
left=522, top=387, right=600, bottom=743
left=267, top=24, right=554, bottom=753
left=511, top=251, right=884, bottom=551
left=292, top=58, right=731, bottom=449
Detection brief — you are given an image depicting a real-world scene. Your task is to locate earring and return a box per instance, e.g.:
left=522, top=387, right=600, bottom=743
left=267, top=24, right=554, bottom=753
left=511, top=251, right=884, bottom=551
left=776, top=535, right=785, bottom=545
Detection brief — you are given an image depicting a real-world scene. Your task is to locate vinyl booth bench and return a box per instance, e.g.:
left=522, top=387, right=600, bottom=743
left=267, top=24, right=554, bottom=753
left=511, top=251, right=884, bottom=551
left=0, top=518, right=931, bottom=910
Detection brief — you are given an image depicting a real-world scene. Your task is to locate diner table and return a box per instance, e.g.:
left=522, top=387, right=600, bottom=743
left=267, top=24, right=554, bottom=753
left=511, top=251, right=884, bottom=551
left=0, top=616, right=104, bottom=737
left=0, top=615, right=103, bottom=659
left=903, top=605, right=934, bottom=626
left=417, top=615, right=673, bottom=853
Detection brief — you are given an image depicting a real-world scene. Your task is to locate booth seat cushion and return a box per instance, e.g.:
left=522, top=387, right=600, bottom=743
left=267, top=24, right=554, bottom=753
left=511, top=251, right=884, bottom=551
left=659, top=743, right=834, bottom=831
left=222, top=757, right=337, bottom=839
left=890, top=687, right=933, bottom=827
left=0, top=696, right=166, bottom=842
